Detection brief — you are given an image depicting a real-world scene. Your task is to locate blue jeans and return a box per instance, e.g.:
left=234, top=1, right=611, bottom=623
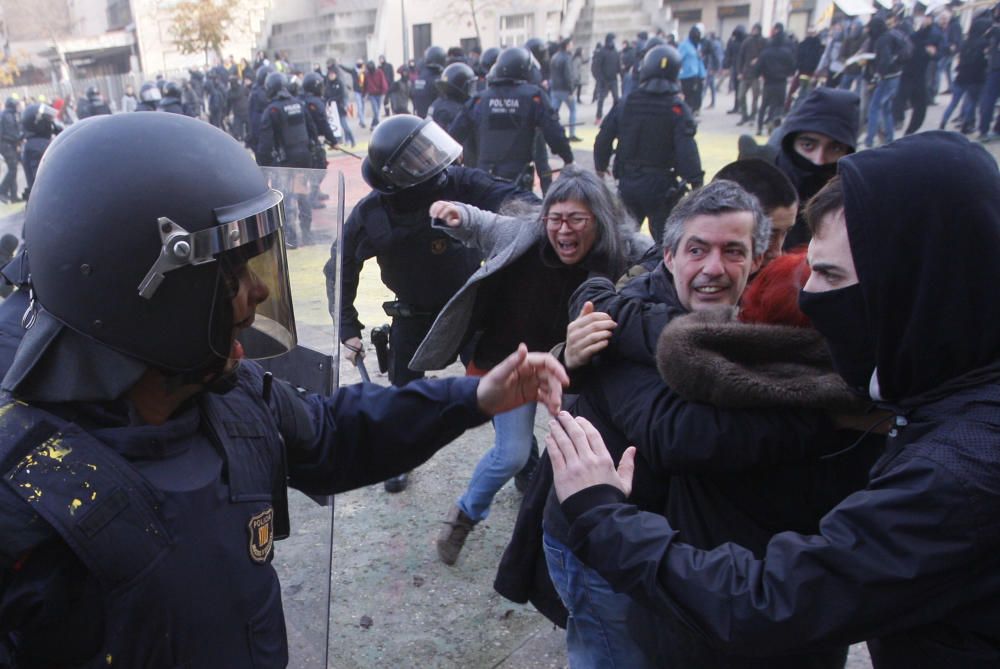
left=543, top=532, right=656, bottom=669
left=354, top=91, right=365, bottom=126
left=941, top=82, right=982, bottom=130
left=979, top=69, right=1000, bottom=136
left=865, top=76, right=900, bottom=147
left=551, top=90, right=577, bottom=137
left=365, top=94, right=382, bottom=126
left=457, top=402, right=536, bottom=522
left=337, top=113, right=355, bottom=145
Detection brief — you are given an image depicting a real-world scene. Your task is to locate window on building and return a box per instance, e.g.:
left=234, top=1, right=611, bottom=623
left=499, top=13, right=533, bottom=47
left=413, top=23, right=432, bottom=60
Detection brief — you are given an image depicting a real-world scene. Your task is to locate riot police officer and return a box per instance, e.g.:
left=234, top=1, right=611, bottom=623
left=19, top=103, right=61, bottom=201
left=475, top=47, right=500, bottom=92
left=301, top=71, right=338, bottom=211
left=77, top=86, right=111, bottom=119
left=429, top=62, right=475, bottom=131
left=449, top=47, right=574, bottom=193
left=327, top=114, right=539, bottom=492
left=411, top=45, right=447, bottom=118
left=0, top=97, right=21, bottom=203
left=247, top=65, right=274, bottom=156
left=257, top=72, right=318, bottom=246
left=135, top=81, right=161, bottom=111
left=594, top=45, right=704, bottom=244
left=0, top=112, right=566, bottom=666
left=157, top=81, right=186, bottom=114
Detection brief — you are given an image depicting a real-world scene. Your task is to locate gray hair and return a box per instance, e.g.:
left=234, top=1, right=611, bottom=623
left=661, top=179, right=771, bottom=257
left=540, top=165, right=637, bottom=277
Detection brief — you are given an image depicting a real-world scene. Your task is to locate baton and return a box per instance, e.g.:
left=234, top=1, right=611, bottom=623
left=354, top=355, right=372, bottom=383
left=331, top=144, right=365, bottom=160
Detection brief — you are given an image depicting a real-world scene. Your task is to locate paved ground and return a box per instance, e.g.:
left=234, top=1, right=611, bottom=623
left=0, top=93, right=993, bottom=668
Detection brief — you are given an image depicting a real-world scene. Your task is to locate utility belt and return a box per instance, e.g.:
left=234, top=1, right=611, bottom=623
left=382, top=300, right=435, bottom=319
left=484, top=162, right=535, bottom=192
left=617, top=162, right=678, bottom=180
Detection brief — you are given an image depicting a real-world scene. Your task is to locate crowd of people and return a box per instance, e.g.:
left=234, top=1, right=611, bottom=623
left=0, top=3, right=999, bottom=667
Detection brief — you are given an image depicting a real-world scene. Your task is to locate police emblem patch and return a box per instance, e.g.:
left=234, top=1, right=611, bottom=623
left=430, top=239, right=448, bottom=255
left=248, top=507, right=274, bottom=563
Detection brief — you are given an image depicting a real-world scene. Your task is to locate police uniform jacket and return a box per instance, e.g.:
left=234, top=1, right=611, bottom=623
left=593, top=85, right=702, bottom=185
left=301, top=93, right=337, bottom=146
left=157, top=96, right=185, bottom=115
left=410, top=66, right=441, bottom=118
left=428, top=97, right=464, bottom=134
left=256, top=92, right=318, bottom=168
left=0, top=359, right=488, bottom=667
left=448, top=82, right=573, bottom=183
left=327, top=166, right=533, bottom=342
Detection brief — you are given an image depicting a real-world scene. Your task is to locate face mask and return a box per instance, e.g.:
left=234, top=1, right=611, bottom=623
left=799, top=283, right=877, bottom=394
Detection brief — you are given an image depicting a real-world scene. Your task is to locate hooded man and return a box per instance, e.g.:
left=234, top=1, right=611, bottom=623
left=549, top=131, right=1000, bottom=669
left=678, top=26, right=707, bottom=112
left=770, top=86, right=859, bottom=249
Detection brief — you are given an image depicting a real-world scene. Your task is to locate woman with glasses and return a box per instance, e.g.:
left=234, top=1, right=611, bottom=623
left=409, top=166, right=652, bottom=566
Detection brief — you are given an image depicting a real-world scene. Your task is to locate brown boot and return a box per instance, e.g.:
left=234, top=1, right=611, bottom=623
left=436, top=504, right=476, bottom=566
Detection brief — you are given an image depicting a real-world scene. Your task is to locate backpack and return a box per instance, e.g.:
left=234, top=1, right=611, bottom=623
left=891, top=30, right=914, bottom=68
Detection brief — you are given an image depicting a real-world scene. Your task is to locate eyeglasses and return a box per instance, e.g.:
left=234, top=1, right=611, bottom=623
left=542, top=213, right=593, bottom=229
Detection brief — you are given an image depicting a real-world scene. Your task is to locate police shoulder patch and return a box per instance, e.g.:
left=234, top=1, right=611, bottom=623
left=430, top=238, right=448, bottom=255
left=248, top=507, right=274, bottom=563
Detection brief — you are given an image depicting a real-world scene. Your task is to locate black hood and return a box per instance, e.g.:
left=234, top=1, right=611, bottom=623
left=838, top=132, right=1000, bottom=403
left=780, top=87, right=860, bottom=154
left=869, top=17, right=887, bottom=40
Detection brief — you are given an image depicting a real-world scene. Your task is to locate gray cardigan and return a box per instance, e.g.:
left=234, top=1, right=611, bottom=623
left=409, top=203, right=653, bottom=371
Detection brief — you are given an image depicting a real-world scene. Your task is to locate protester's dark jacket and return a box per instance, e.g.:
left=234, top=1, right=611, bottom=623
left=755, top=34, right=797, bottom=84
left=599, top=44, right=621, bottom=82
left=737, top=33, right=766, bottom=77
left=550, top=50, right=573, bottom=92
left=775, top=87, right=859, bottom=248
left=956, top=17, right=990, bottom=86
left=871, top=18, right=908, bottom=78
left=902, top=23, right=941, bottom=81
left=723, top=26, right=747, bottom=69
left=796, top=35, right=824, bottom=74
left=562, top=132, right=1000, bottom=668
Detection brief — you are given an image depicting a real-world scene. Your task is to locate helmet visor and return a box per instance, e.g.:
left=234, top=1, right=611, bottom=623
left=209, top=224, right=297, bottom=361
left=381, top=121, right=461, bottom=189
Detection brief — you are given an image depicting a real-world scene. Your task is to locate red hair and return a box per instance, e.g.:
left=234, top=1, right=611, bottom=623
left=740, top=251, right=812, bottom=328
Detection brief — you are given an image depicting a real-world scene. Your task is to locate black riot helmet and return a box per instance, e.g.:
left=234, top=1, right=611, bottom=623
left=287, top=75, right=301, bottom=97
left=14, top=113, right=296, bottom=396
left=435, top=62, right=476, bottom=102
left=488, top=46, right=533, bottom=84
left=163, top=80, right=182, bottom=98
left=85, top=85, right=100, bottom=100
left=641, top=36, right=667, bottom=55
left=21, top=103, right=59, bottom=137
left=640, top=45, right=682, bottom=93
left=523, top=38, right=549, bottom=68
left=362, top=114, right=461, bottom=194
left=424, top=45, right=447, bottom=72
left=303, top=71, right=324, bottom=96
left=265, top=71, right=288, bottom=99
left=140, top=81, right=162, bottom=103
left=479, top=47, right=500, bottom=75
left=255, top=64, right=273, bottom=87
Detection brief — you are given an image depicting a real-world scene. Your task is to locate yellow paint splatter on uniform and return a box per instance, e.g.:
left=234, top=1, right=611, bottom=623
left=69, top=499, right=83, bottom=515
left=38, top=437, right=71, bottom=462
left=106, top=653, right=113, bottom=664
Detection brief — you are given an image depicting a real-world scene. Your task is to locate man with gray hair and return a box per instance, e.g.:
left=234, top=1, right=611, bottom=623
left=536, top=180, right=836, bottom=667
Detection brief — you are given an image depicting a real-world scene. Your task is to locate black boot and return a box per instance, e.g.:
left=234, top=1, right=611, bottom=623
left=384, top=472, right=409, bottom=493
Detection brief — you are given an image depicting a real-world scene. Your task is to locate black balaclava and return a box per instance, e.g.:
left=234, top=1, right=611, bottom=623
left=803, top=132, right=1000, bottom=404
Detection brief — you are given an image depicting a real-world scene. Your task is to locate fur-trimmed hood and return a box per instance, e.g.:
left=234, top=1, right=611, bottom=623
left=656, top=308, right=866, bottom=411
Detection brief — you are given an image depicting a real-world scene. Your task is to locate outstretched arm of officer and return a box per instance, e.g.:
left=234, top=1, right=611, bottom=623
left=547, top=412, right=636, bottom=501
left=564, top=301, right=617, bottom=370
left=477, top=343, right=569, bottom=416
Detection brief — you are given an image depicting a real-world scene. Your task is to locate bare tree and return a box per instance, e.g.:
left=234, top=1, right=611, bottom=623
left=169, top=0, right=235, bottom=65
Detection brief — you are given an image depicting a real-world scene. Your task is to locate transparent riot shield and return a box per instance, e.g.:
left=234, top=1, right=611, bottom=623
left=256, top=165, right=345, bottom=669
